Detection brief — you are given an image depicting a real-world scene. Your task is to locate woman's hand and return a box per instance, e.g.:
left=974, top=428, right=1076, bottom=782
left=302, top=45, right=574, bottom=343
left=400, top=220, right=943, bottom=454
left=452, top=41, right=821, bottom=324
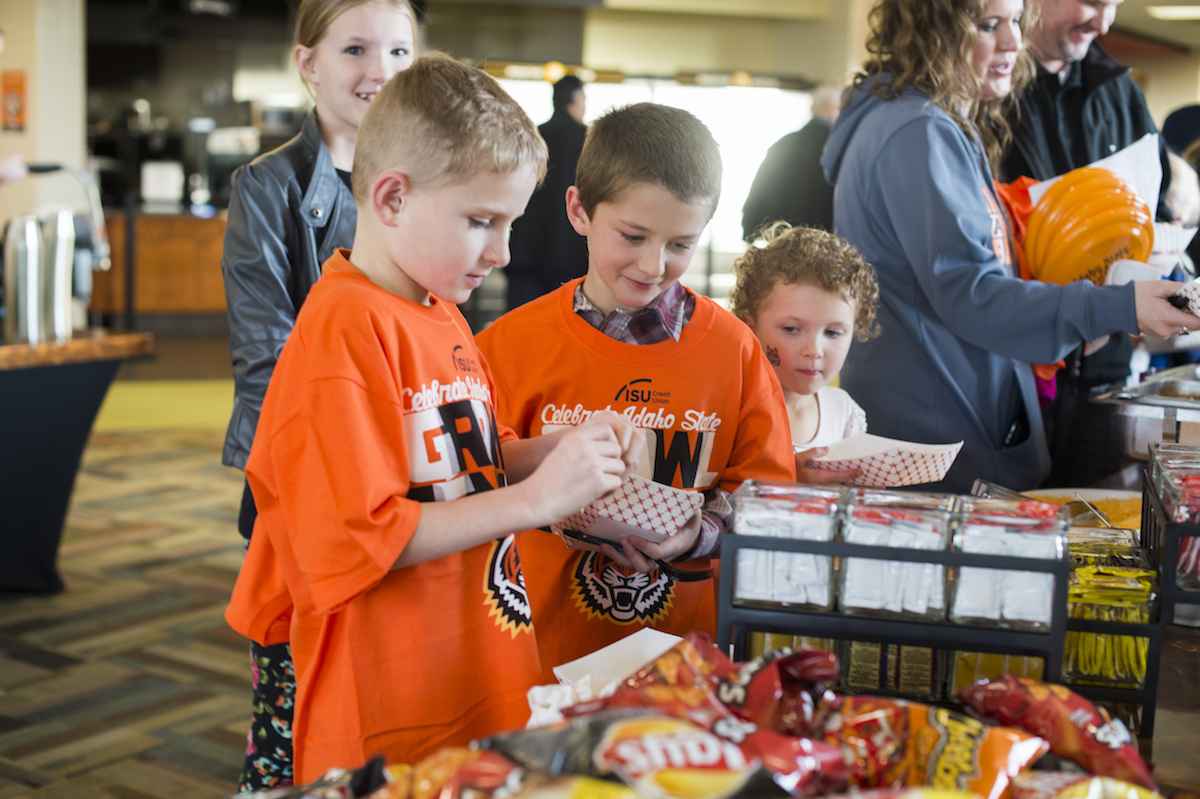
left=1134, top=280, right=1200, bottom=339
left=1083, top=335, right=1111, bottom=356
left=795, top=447, right=860, bottom=484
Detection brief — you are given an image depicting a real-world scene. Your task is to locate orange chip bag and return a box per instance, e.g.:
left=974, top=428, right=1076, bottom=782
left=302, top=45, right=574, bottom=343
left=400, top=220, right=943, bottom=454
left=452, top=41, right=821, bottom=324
left=409, top=749, right=518, bottom=799
left=905, top=703, right=1048, bottom=799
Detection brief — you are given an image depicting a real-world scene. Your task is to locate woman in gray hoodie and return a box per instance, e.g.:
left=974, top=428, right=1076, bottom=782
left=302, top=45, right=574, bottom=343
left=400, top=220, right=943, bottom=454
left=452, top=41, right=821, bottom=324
left=821, top=0, right=1193, bottom=492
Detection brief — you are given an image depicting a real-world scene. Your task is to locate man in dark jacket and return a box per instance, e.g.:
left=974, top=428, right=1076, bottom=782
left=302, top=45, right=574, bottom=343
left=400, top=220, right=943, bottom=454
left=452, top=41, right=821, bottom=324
left=505, top=75, right=589, bottom=310
left=741, top=84, right=841, bottom=240
left=1000, top=0, right=1171, bottom=488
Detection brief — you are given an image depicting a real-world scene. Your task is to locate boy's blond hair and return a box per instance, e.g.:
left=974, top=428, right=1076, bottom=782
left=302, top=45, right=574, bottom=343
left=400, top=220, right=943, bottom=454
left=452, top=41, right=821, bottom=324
left=729, top=223, right=881, bottom=341
left=353, top=53, right=548, bottom=200
left=574, top=103, right=721, bottom=219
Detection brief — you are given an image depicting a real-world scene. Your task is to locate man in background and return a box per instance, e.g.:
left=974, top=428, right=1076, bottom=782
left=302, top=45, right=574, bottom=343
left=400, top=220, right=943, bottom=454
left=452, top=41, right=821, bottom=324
left=505, top=75, right=589, bottom=310
left=1001, top=0, right=1170, bottom=488
left=741, top=84, right=841, bottom=241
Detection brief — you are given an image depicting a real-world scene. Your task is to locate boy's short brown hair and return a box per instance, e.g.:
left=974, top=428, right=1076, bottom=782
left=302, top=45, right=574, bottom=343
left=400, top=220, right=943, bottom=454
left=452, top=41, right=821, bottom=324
left=574, top=102, right=722, bottom=219
left=353, top=53, right=548, bottom=200
left=729, top=223, right=881, bottom=341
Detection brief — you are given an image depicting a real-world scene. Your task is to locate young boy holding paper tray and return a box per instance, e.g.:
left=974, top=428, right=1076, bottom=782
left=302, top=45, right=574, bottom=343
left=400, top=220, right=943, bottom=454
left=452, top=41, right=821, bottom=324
left=476, top=103, right=794, bottom=682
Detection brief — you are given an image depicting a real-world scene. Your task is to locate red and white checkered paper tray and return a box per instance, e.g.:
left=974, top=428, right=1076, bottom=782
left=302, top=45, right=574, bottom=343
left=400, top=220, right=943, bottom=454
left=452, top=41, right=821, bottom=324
left=808, top=433, right=963, bottom=488
left=1173, top=280, right=1200, bottom=315
left=551, top=475, right=704, bottom=544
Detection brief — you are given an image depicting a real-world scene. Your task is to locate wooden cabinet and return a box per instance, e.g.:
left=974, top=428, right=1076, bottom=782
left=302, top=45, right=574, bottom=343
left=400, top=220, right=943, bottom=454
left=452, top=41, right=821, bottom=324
left=91, top=212, right=227, bottom=314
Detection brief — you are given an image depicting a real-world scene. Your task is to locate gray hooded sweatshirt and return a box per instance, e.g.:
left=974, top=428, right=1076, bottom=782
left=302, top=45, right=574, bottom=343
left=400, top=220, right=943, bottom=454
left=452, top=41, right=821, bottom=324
left=821, top=77, right=1138, bottom=491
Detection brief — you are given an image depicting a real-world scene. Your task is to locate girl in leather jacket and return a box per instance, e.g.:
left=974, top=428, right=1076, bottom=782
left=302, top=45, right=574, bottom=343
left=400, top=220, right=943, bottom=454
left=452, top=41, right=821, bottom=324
left=220, top=0, right=415, bottom=790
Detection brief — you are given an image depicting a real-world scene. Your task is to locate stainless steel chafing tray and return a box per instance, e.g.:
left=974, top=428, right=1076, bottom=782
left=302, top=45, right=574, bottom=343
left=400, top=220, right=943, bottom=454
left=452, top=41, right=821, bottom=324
left=1092, top=364, right=1200, bottom=451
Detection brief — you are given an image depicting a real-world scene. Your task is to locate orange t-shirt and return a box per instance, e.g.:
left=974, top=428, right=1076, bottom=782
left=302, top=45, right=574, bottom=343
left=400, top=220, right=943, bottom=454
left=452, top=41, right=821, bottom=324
left=226, top=250, right=539, bottom=781
left=476, top=279, right=794, bottom=681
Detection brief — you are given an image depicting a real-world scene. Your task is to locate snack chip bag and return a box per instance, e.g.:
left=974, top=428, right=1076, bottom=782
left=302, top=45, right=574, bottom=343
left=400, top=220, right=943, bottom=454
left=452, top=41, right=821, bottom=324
left=904, top=702, right=1048, bottom=799
left=1011, top=771, right=1164, bottom=799
left=818, top=697, right=1047, bottom=798
left=819, top=696, right=910, bottom=788
left=957, top=675, right=1155, bottom=789
left=822, top=789, right=978, bottom=799
left=617, top=633, right=840, bottom=739
left=503, top=776, right=642, bottom=799
left=483, top=708, right=845, bottom=798
left=593, top=715, right=758, bottom=798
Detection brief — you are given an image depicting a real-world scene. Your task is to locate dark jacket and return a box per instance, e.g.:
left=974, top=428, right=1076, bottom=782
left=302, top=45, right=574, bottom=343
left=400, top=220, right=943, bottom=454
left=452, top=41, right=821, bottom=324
left=221, top=112, right=357, bottom=469
left=1001, top=43, right=1171, bottom=221
left=1000, top=43, right=1166, bottom=486
left=507, top=110, right=589, bottom=286
left=742, top=116, right=835, bottom=239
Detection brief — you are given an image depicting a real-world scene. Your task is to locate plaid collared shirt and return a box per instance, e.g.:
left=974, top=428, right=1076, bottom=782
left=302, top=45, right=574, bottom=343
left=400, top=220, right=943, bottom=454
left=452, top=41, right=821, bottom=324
left=573, top=281, right=730, bottom=559
left=573, top=281, right=693, bottom=344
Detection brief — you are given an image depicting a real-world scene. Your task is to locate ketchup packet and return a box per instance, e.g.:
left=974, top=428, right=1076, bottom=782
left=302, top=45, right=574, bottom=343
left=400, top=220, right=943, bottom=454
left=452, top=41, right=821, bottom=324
left=957, top=675, right=1154, bottom=789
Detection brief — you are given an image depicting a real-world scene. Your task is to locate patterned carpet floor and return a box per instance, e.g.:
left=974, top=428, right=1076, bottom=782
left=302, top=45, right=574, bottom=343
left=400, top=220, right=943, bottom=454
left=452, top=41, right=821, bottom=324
left=0, top=428, right=248, bottom=799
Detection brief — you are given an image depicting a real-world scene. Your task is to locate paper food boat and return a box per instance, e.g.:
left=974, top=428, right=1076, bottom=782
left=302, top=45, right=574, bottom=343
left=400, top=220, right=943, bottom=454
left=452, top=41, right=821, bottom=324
left=809, top=433, right=963, bottom=487
left=551, top=474, right=704, bottom=544
left=1173, top=280, right=1200, bottom=315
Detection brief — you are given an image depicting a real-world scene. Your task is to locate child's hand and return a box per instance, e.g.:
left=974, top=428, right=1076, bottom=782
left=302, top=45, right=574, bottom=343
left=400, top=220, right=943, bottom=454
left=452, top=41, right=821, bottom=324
left=529, top=424, right=629, bottom=523
left=593, top=511, right=702, bottom=573
left=795, top=447, right=860, bottom=484
left=582, top=410, right=644, bottom=478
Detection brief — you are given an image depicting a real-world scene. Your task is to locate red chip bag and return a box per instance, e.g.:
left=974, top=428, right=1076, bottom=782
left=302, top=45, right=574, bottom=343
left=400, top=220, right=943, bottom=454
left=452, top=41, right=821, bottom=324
left=566, top=682, right=848, bottom=795
left=820, top=696, right=910, bottom=788
left=619, top=633, right=840, bottom=740
left=957, top=675, right=1154, bottom=790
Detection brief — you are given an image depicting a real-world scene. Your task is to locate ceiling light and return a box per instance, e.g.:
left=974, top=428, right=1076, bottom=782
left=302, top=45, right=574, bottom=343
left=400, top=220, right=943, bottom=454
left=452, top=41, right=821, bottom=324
left=1147, top=6, right=1200, bottom=19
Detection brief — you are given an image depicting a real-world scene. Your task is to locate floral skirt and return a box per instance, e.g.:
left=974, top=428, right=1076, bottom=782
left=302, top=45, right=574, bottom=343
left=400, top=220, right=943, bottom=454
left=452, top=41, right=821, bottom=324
left=239, top=641, right=295, bottom=792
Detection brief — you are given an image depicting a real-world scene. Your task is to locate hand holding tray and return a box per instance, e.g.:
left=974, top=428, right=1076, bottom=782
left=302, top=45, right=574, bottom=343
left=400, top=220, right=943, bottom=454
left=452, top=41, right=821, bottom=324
left=807, top=433, right=963, bottom=487
left=551, top=474, right=705, bottom=544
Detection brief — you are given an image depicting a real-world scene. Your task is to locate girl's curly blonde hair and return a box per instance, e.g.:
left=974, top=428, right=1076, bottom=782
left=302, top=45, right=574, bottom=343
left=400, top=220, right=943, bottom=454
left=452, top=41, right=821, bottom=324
left=729, top=223, right=880, bottom=342
left=857, top=0, right=1037, bottom=170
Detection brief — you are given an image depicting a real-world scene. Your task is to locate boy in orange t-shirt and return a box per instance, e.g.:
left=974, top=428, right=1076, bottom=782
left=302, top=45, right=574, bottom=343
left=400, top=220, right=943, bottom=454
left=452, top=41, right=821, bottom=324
left=476, top=104, right=795, bottom=682
left=225, top=55, right=642, bottom=782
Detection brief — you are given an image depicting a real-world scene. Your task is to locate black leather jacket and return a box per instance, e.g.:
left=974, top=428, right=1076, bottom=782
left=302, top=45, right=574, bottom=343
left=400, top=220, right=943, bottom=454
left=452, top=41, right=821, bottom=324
left=221, top=113, right=357, bottom=468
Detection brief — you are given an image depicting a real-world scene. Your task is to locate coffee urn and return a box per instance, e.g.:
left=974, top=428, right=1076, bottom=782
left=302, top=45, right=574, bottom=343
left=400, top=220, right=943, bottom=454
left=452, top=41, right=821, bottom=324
left=4, top=215, right=43, bottom=345
left=2, top=164, right=110, bottom=346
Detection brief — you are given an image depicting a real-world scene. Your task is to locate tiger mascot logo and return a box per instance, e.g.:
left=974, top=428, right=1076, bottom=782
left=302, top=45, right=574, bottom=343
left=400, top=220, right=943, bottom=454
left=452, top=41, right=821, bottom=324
left=571, top=552, right=674, bottom=624
left=484, top=535, right=532, bottom=637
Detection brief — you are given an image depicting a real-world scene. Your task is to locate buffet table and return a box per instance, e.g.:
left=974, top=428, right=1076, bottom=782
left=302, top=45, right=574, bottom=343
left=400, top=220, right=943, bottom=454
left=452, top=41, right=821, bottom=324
left=0, top=330, right=153, bottom=592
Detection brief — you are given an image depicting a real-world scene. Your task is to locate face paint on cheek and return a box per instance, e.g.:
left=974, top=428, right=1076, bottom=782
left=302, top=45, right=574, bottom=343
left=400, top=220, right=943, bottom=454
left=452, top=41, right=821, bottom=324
left=765, top=345, right=781, bottom=367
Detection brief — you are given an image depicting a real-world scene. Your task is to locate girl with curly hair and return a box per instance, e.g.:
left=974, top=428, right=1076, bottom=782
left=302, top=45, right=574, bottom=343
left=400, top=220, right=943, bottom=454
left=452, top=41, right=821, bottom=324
left=821, top=0, right=1195, bottom=491
left=730, top=224, right=880, bottom=482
